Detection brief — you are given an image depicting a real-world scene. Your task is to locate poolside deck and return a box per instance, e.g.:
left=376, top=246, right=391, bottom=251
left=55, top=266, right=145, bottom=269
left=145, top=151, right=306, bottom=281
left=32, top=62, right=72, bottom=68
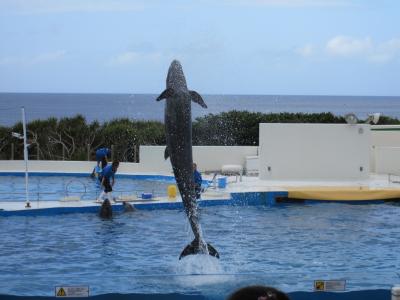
left=224, top=173, right=400, bottom=201
left=0, top=186, right=234, bottom=216
left=1, top=172, right=400, bottom=216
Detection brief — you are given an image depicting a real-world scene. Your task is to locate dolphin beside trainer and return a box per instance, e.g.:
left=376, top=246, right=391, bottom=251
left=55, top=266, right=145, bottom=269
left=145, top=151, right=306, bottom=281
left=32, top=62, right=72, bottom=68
left=157, top=60, right=219, bottom=260
left=99, top=199, right=112, bottom=218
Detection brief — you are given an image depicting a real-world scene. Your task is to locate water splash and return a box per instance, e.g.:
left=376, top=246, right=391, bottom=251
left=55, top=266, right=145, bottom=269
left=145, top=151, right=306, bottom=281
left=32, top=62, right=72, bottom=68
left=177, top=254, right=222, bottom=274
left=172, top=255, right=240, bottom=299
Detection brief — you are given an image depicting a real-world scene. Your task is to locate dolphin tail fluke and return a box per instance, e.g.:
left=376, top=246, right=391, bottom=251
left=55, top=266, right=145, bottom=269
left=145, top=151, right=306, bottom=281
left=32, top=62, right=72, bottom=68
left=179, top=239, right=220, bottom=260
left=205, top=243, right=219, bottom=258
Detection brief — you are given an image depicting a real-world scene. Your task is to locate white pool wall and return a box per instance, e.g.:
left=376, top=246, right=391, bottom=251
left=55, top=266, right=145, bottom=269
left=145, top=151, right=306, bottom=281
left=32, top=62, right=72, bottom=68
left=0, top=145, right=257, bottom=175
left=1, top=125, right=400, bottom=177
left=259, top=123, right=370, bottom=180
left=140, top=145, right=258, bottom=173
left=371, top=125, right=400, bottom=175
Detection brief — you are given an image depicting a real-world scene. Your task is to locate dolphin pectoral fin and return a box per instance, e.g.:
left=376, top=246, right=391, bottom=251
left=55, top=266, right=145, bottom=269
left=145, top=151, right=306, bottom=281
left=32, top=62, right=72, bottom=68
left=179, top=240, right=220, bottom=260
left=157, top=88, right=175, bottom=101
left=164, top=146, right=170, bottom=160
left=189, top=91, right=207, bottom=108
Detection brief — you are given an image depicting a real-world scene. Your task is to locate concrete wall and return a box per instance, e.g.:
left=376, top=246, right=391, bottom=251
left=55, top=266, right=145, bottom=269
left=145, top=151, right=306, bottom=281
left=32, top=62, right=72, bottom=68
left=193, top=146, right=257, bottom=172
left=374, top=147, right=400, bottom=175
left=1, top=125, right=399, bottom=177
left=0, top=146, right=169, bottom=174
left=371, top=125, right=400, bottom=147
left=139, top=146, right=172, bottom=173
left=370, top=125, right=400, bottom=175
left=0, top=145, right=257, bottom=175
left=0, top=160, right=144, bottom=174
left=259, top=123, right=370, bottom=180
left=139, top=145, right=257, bottom=173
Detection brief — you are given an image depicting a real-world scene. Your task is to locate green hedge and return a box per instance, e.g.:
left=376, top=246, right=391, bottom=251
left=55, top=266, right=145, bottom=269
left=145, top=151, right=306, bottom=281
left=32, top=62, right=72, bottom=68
left=1, top=111, right=399, bottom=161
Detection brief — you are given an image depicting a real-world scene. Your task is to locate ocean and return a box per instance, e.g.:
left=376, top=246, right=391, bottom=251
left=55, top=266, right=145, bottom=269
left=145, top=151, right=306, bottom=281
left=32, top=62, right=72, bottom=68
left=0, top=93, right=400, bottom=126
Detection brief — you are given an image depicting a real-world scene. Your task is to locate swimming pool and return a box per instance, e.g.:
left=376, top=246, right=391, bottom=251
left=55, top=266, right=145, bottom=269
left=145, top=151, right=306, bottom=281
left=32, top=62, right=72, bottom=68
left=0, top=192, right=399, bottom=297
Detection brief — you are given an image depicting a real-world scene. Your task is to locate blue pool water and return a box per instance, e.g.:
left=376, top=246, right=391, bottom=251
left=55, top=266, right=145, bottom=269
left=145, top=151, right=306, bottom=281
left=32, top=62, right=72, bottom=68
left=0, top=182, right=400, bottom=298
left=0, top=175, right=173, bottom=201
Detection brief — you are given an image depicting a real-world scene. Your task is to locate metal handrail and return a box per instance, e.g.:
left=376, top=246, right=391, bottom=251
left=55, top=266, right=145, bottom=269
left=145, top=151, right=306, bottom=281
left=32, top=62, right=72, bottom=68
left=65, top=180, right=87, bottom=197
left=0, top=191, right=87, bottom=195
left=0, top=188, right=163, bottom=201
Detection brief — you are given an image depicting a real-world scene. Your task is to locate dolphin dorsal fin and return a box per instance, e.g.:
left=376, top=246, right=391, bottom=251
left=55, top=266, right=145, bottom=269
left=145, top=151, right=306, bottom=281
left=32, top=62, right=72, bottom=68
left=164, top=146, right=170, bottom=160
left=189, top=91, right=207, bottom=108
left=156, top=88, right=175, bottom=101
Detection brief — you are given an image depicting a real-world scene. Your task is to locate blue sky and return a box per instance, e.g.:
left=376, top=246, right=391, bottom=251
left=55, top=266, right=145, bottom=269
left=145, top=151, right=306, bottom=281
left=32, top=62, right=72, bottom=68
left=0, top=0, right=399, bottom=96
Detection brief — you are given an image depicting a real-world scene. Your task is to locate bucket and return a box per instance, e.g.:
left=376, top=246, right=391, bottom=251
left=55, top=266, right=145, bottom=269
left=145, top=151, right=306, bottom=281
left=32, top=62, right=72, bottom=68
left=167, top=185, right=177, bottom=199
left=141, top=193, right=152, bottom=200
left=218, top=177, right=227, bottom=189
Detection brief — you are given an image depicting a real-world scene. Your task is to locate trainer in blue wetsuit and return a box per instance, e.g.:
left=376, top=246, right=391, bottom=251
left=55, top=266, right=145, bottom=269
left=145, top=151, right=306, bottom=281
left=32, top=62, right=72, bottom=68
left=96, top=147, right=111, bottom=168
left=96, top=162, right=106, bottom=185
left=97, top=160, right=119, bottom=203
left=91, top=147, right=111, bottom=178
left=193, top=163, right=203, bottom=200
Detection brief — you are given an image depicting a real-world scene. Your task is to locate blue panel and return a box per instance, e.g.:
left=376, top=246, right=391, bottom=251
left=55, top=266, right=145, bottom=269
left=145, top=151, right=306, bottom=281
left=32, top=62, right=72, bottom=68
left=0, top=203, right=125, bottom=216
left=0, top=191, right=294, bottom=216
left=0, top=289, right=391, bottom=299
left=231, top=191, right=288, bottom=206
left=289, top=289, right=390, bottom=300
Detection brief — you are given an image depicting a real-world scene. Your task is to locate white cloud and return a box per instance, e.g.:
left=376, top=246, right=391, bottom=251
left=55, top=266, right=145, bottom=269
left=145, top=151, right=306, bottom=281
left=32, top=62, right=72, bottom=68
left=295, top=44, right=314, bottom=57
left=31, top=50, right=67, bottom=64
left=325, top=35, right=400, bottom=63
left=225, top=0, right=355, bottom=7
left=108, top=51, right=162, bottom=66
left=110, top=52, right=141, bottom=65
left=326, top=36, right=372, bottom=57
left=0, top=50, right=67, bottom=66
left=2, top=0, right=357, bottom=14
left=368, top=38, right=400, bottom=63
left=294, top=36, right=400, bottom=64
left=0, top=0, right=144, bottom=14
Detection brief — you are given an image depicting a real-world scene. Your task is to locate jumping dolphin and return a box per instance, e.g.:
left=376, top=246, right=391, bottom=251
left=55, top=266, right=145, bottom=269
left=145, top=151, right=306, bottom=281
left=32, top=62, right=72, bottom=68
left=157, top=60, right=219, bottom=260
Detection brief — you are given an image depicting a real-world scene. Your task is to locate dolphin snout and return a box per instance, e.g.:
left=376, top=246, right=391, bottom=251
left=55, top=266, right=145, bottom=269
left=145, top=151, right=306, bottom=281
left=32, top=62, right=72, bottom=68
left=167, top=60, right=186, bottom=88
left=169, top=60, right=183, bottom=74
left=170, top=59, right=181, bottom=67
